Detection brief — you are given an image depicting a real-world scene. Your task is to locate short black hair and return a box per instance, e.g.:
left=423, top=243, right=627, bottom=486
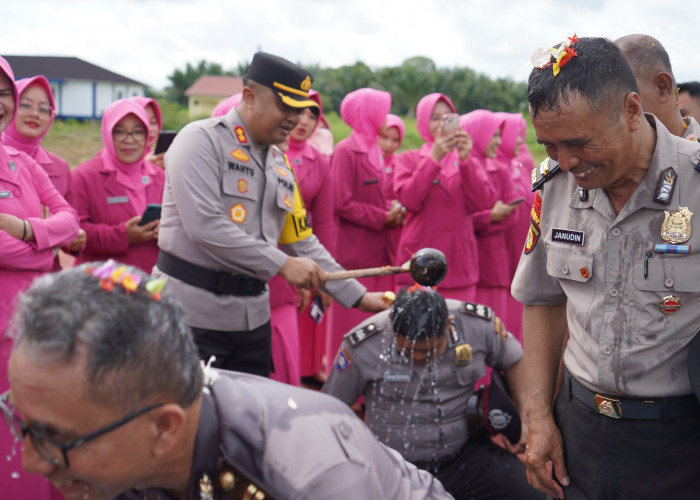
left=389, top=287, right=448, bottom=341
left=679, top=81, right=700, bottom=98
left=528, top=37, right=639, bottom=120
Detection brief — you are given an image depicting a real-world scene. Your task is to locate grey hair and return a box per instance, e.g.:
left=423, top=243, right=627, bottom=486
left=9, top=263, right=203, bottom=409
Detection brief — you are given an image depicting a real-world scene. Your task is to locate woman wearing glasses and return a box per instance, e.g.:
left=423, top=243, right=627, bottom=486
left=68, top=99, right=165, bottom=273
left=2, top=75, right=86, bottom=268
left=0, top=57, right=80, bottom=500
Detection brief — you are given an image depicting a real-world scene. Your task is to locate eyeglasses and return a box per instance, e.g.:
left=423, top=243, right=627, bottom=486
left=0, top=390, right=164, bottom=468
left=17, top=101, right=54, bottom=118
left=113, top=128, right=147, bottom=142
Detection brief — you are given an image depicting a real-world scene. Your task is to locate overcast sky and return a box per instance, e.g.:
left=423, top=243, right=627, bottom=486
left=4, top=0, right=698, bottom=92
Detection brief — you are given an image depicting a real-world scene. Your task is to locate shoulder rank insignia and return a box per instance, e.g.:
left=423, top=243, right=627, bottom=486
left=531, top=157, right=561, bottom=192
left=454, top=343, right=473, bottom=366
left=460, top=302, right=493, bottom=321
left=346, top=323, right=380, bottom=346
left=494, top=316, right=507, bottom=341
left=199, top=473, right=214, bottom=500
left=524, top=192, right=542, bottom=254
left=448, top=323, right=460, bottom=346
left=234, top=126, right=248, bottom=144
left=653, top=167, right=677, bottom=205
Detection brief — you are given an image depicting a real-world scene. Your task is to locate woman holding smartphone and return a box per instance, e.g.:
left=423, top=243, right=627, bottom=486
left=393, top=93, right=496, bottom=301
left=68, top=99, right=165, bottom=272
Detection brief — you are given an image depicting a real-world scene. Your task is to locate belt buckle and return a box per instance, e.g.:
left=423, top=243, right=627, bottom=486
left=594, top=394, right=622, bottom=419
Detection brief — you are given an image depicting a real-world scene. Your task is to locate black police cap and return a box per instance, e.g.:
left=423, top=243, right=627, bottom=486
left=245, top=52, right=319, bottom=110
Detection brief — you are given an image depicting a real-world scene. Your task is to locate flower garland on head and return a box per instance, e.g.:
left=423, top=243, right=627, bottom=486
left=531, top=34, right=579, bottom=76
left=84, top=260, right=167, bottom=301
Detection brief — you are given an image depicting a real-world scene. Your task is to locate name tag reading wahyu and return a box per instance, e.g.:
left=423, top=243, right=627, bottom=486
left=551, top=228, right=585, bottom=246
left=107, top=196, right=129, bottom=204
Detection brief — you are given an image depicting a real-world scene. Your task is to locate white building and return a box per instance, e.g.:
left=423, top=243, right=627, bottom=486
left=3, top=55, right=147, bottom=120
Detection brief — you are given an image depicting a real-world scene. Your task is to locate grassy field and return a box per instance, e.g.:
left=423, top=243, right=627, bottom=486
left=42, top=114, right=547, bottom=169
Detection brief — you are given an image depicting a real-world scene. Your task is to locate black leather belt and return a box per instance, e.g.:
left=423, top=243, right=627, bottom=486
left=157, top=250, right=266, bottom=296
left=568, top=372, right=700, bottom=420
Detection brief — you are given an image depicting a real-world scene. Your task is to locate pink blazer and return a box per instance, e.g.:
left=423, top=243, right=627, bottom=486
left=332, top=139, right=390, bottom=269
left=69, top=156, right=165, bottom=272
left=394, top=149, right=496, bottom=288
left=0, top=147, right=79, bottom=333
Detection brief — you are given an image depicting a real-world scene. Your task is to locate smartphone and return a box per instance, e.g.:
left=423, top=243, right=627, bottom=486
left=154, top=130, right=177, bottom=154
left=507, top=196, right=525, bottom=206
left=442, top=114, right=460, bottom=136
left=138, top=203, right=162, bottom=226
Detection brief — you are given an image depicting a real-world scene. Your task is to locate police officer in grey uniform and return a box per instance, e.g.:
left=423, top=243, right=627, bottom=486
left=615, top=34, right=700, bottom=141
left=154, top=52, right=387, bottom=377
left=4, top=264, right=452, bottom=500
left=513, top=37, right=700, bottom=499
left=323, top=287, right=542, bottom=499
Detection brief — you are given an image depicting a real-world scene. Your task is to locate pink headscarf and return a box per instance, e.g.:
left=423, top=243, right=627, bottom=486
left=459, top=109, right=505, bottom=162
left=0, top=57, right=18, bottom=127
left=340, top=88, right=391, bottom=151
left=99, top=99, right=151, bottom=197
left=385, top=113, right=405, bottom=143
left=2, top=76, right=55, bottom=157
left=495, top=112, right=525, bottom=162
left=516, top=115, right=535, bottom=172
left=212, top=93, right=242, bottom=117
left=131, top=96, right=162, bottom=130
left=416, top=93, right=459, bottom=170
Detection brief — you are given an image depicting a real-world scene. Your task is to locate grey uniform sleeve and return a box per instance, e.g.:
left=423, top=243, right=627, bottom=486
left=322, top=340, right=366, bottom=406
left=483, top=319, right=523, bottom=372
left=281, top=235, right=366, bottom=308
left=166, top=125, right=287, bottom=279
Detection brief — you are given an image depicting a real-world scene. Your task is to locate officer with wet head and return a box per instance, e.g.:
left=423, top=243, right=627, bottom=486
left=323, top=286, right=543, bottom=499
left=2, top=262, right=452, bottom=500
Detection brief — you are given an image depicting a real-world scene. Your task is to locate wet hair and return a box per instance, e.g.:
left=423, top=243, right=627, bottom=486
left=679, top=81, right=700, bottom=98
left=615, top=34, right=674, bottom=84
left=528, top=37, right=639, bottom=120
left=389, top=287, right=448, bottom=341
left=9, top=263, right=203, bottom=409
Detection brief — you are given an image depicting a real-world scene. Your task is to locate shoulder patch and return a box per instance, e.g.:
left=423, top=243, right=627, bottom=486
left=460, top=302, right=493, bottom=321
left=494, top=315, right=507, bottom=341
left=524, top=191, right=542, bottom=254
left=531, top=157, right=561, bottom=192
left=346, top=322, right=380, bottom=346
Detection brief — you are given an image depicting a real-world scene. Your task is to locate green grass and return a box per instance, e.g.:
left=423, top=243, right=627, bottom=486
left=44, top=112, right=547, bottom=170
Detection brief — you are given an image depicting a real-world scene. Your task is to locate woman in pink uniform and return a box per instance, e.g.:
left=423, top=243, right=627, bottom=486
left=69, top=99, right=165, bottom=273
left=496, top=112, right=534, bottom=343
left=131, top=96, right=165, bottom=169
left=2, top=75, right=86, bottom=269
left=0, top=56, right=80, bottom=500
left=379, top=113, right=405, bottom=271
left=269, top=90, right=334, bottom=385
left=394, top=93, right=496, bottom=301
left=460, top=110, right=519, bottom=317
left=328, top=87, right=395, bottom=368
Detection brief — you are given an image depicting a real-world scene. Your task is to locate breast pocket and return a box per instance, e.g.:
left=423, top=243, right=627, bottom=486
left=546, top=245, right=595, bottom=329
left=632, top=254, right=700, bottom=343
left=222, top=171, right=258, bottom=202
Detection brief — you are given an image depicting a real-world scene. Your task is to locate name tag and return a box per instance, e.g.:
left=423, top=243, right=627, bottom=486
left=363, top=178, right=379, bottom=185
left=551, top=228, right=585, bottom=246
left=383, top=372, right=412, bottom=383
left=107, top=196, right=129, bottom=204
left=0, top=190, right=11, bottom=198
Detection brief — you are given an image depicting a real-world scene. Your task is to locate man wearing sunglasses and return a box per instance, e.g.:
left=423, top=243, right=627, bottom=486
left=3, top=262, right=450, bottom=500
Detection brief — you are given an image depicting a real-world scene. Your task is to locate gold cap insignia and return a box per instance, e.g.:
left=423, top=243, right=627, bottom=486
left=300, top=75, right=311, bottom=91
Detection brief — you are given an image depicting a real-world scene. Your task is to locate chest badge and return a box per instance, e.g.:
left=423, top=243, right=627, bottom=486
left=658, top=295, right=681, bottom=314
left=230, top=203, right=247, bottom=223
left=231, top=148, right=250, bottom=162
left=661, top=206, right=692, bottom=243
left=237, top=179, right=248, bottom=193
left=454, top=343, right=473, bottom=366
